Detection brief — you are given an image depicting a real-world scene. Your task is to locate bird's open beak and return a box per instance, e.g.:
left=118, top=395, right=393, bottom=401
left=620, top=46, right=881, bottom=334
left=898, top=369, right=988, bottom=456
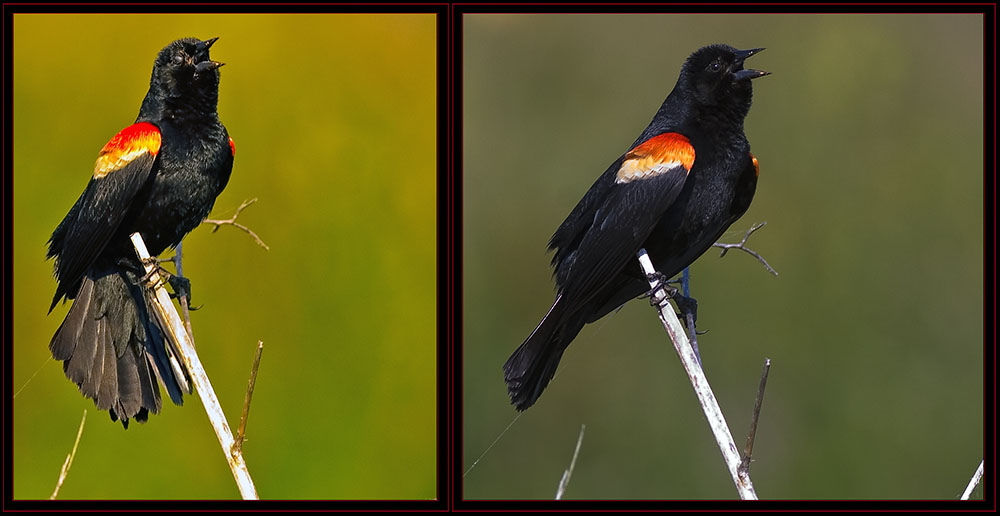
left=194, top=37, right=224, bottom=77
left=733, top=47, right=769, bottom=81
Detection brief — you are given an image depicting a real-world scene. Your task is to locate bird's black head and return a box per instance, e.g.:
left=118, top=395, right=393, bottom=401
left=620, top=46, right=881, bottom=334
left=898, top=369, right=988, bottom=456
left=140, top=37, right=224, bottom=121
left=153, top=37, right=224, bottom=92
left=680, top=44, right=768, bottom=117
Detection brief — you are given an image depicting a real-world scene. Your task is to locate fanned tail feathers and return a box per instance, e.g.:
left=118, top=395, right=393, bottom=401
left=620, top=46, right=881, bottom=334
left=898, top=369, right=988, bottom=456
left=49, top=268, right=190, bottom=428
left=503, top=295, right=585, bottom=411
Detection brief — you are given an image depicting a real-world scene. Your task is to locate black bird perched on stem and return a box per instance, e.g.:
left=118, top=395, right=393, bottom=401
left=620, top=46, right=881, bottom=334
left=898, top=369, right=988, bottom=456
left=47, top=37, right=235, bottom=427
left=504, top=44, right=768, bottom=411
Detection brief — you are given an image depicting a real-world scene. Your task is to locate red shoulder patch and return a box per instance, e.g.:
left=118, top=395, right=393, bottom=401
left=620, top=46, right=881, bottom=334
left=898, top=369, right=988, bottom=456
left=94, top=122, right=162, bottom=178
left=616, top=133, right=695, bottom=184
left=229, top=136, right=235, bottom=157
left=750, top=153, right=759, bottom=177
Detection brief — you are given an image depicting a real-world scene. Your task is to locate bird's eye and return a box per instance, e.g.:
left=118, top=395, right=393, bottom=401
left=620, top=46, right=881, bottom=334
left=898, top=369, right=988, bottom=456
left=707, top=61, right=722, bottom=73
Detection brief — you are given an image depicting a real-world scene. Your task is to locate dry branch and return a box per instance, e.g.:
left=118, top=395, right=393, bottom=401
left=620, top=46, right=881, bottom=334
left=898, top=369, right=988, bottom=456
left=739, top=358, right=771, bottom=476
left=50, top=410, right=86, bottom=500
left=638, top=248, right=757, bottom=500
left=961, top=459, right=984, bottom=500
left=202, top=198, right=270, bottom=250
left=555, top=424, right=586, bottom=500
left=713, top=222, right=778, bottom=276
left=131, top=233, right=259, bottom=500
left=234, top=341, right=264, bottom=456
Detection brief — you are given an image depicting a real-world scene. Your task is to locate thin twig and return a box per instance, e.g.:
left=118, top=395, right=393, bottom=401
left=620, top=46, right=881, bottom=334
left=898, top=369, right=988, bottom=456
left=131, top=233, right=258, bottom=500
left=713, top=222, right=778, bottom=276
left=50, top=410, right=86, bottom=500
left=638, top=248, right=757, bottom=500
left=960, top=459, right=984, bottom=500
left=739, top=358, right=771, bottom=476
left=555, top=424, right=586, bottom=500
left=202, top=198, right=270, bottom=250
left=233, top=341, right=264, bottom=456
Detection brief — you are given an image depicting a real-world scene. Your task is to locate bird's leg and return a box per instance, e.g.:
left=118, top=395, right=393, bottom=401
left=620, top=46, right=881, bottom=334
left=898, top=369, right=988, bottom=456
left=673, top=294, right=698, bottom=330
left=642, top=273, right=706, bottom=364
left=114, top=255, right=165, bottom=289
left=155, top=267, right=195, bottom=309
left=645, top=278, right=700, bottom=332
left=166, top=275, right=194, bottom=307
left=127, top=255, right=195, bottom=307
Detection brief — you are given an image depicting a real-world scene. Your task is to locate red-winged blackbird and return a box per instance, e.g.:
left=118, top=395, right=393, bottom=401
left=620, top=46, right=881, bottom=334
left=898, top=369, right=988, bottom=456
left=47, top=37, right=234, bottom=427
left=504, top=44, right=768, bottom=411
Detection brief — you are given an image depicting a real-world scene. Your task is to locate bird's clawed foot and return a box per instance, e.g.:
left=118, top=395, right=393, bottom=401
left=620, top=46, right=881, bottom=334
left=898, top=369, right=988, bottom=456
left=642, top=273, right=704, bottom=337
left=137, top=257, right=197, bottom=308
left=643, top=271, right=676, bottom=309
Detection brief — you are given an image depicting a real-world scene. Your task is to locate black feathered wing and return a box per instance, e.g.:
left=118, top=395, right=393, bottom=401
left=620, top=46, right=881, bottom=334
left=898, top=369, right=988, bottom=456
left=47, top=122, right=192, bottom=427
left=48, top=123, right=162, bottom=311
left=504, top=132, right=696, bottom=410
left=554, top=170, right=690, bottom=316
left=550, top=132, right=696, bottom=315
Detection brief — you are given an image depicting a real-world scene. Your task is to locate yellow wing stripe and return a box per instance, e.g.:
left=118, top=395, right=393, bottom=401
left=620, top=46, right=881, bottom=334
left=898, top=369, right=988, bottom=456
left=94, top=123, right=161, bottom=178
left=615, top=133, right=695, bottom=184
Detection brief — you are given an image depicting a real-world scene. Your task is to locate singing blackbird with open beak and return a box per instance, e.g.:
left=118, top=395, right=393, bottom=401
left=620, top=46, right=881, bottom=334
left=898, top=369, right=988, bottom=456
left=504, top=44, right=768, bottom=410
left=47, top=37, right=234, bottom=427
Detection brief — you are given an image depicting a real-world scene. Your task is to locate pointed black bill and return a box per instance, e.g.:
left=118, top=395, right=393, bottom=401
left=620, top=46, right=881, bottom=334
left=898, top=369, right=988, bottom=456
left=733, top=47, right=768, bottom=80
left=194, top=37, right=220, bottom=61
left=734, top=47, right=765, bottom=62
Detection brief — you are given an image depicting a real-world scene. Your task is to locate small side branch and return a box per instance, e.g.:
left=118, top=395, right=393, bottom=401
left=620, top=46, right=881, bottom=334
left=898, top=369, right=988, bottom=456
left=739, top=358, right=771, bottom=476
left=555, top=424, right=586, bottom=500
left=202, top=198, right=270, bottom=250
left=132, top=233, right=259, bottom=500
left=638, top=248, right=757, bottom=500
left=233, top=341, right=264, bottom=456
left=50, top=410, right=87, bottom=500
left=960, top=459, right=984, bottom=500
left=713, top=222, right=778, bottom=276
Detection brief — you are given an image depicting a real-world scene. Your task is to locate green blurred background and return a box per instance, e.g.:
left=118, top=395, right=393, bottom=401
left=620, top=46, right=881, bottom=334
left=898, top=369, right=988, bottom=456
left=463, top=14, right=983, bottom=499
left=12, top=14, right=436, bottom=499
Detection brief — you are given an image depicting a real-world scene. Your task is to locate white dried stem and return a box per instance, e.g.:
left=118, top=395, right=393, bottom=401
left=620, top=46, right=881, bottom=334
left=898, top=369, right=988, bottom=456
left=50, top=410, right=87, bottom=500
left=638, top=248, right=757, bottom=500
left=960, top=459, right=984, bottom=500
left=555, top=424, right=586, bottom=500
left=131, top=233, right=259, bottom=500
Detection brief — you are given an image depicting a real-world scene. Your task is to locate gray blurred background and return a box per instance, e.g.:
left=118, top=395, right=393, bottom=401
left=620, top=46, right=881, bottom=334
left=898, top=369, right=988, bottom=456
left=463, top=14, right=984, bottom=499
